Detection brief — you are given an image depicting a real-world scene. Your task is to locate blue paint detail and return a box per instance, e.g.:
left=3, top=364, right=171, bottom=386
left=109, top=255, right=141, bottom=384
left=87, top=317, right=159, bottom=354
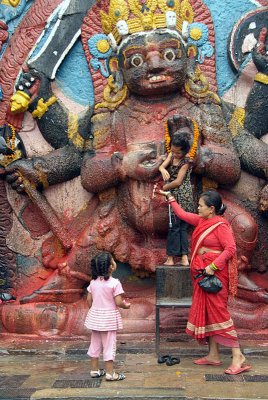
left=202, top=0, right=258, bottom=95
left=17, top=254, right=38, bottom=274
left=0, top=0, right=33, bottom=60
left=55, top=39, right=95, bottom=107
left=88, top=33, right=112, bottom=78
left=88, top=34, right=112, bottom=59
left=0, top=85, right=2, bottom=101
left=198, top=42, right=214, bottom=63
left=28, top=7, right=59, bottom=61
left=90, top=58, right=110, bottom=78
left=26, top=2, right=94, bottom=106
left=188, top=22, right=214, bottom=64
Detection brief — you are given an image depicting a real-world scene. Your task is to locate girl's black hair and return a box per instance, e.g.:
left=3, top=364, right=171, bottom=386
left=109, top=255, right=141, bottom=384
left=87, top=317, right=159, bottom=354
left=91, top=252, right=112, bottom=280
left=200, top=190, right=227, bottom=216
left=171, top=132, right=191, bottom=155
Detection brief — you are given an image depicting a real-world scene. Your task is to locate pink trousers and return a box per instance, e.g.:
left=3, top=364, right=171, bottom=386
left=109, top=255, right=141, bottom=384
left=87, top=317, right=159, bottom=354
left=87, top=330, right=117, bottom=361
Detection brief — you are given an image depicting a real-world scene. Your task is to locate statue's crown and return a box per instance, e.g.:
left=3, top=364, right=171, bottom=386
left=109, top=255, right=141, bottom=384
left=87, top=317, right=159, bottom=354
left=100, top=0, right=194, bottom=45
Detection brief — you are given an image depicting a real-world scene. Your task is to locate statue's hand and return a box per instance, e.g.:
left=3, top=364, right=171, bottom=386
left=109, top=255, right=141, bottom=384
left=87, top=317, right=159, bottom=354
left=193, top=145, right=213, bottom=174
left=5, top=159, right=42, bottom=192
left=167, top=115, right=193, bottom=137
left=252, top=27, right=268, bottom=74
left=122, top=149, right=163, bottom=181
left=10, top=70, right=46, bottom=114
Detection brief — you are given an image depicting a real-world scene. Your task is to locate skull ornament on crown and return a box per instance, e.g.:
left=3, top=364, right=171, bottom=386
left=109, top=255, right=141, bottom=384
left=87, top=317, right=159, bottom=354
left=101, top=0, right=189, bottom=46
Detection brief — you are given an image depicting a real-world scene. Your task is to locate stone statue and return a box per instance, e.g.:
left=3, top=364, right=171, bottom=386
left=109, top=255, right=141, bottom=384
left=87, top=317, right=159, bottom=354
left=0, top=0, right=267, bottom=336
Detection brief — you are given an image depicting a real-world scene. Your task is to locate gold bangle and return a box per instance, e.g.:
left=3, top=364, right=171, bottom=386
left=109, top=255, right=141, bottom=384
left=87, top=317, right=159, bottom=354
left=209, top=263, right=218, bottom=271
left=167, top=195, right=175, bottom=201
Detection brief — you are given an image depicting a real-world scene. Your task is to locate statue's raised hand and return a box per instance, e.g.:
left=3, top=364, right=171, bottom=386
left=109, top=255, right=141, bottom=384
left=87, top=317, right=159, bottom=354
left=10, top=69, right=47, bottom=114
left=122, top=147, right=163, bottom=181
left=167, top=115, right=193, bottom=138
left=5, top=159, right=42, bottom=192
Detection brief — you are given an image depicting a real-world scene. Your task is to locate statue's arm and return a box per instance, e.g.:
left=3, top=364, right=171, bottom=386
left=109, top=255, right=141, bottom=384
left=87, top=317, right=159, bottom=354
left=232, top=129, right=268, bottom=180
left=6, top=71, right=93, bottom=191
left=244, top=28, right=268, bottom=139
left=222, top=101, right=268, bottom=180
left=81, top=151, right=125, bottom=193
left=81, top=146, right=163, bottom=193
left=195, top=103, right=241, bottom=185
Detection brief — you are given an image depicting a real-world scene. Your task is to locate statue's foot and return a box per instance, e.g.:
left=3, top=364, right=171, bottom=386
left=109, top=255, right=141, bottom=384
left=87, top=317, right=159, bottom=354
left=20, top=270, right=85, bottom=304
left=20, top=288, right=84, bottom=304
left=237, top=273, right=268, bottom=304
left=237, top=287, right=268, bottom=304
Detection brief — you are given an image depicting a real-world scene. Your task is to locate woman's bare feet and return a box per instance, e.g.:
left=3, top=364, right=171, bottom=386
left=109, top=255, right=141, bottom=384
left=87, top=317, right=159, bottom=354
left=225, top=353, right=251, bottom=375
left=229, top=351, right=246, bottom=370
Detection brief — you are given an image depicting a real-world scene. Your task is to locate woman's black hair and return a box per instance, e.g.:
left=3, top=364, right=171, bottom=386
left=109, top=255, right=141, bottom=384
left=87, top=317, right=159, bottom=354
left=91, top=252, right=112, bottom=280
left=200, top=190, right=227, bottom=216
left=171, top=132, right=191, bottom=155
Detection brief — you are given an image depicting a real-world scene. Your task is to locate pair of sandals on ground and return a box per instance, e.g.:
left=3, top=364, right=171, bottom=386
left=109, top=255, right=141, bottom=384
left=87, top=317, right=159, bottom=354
left=90, top=369, right=125, bottom=381
left=157, top=354, right=181, bottom=366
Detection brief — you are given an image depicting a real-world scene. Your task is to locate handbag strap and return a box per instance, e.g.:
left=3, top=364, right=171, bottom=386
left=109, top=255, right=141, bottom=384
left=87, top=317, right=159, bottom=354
left=191, top=222, right=224, bottom=266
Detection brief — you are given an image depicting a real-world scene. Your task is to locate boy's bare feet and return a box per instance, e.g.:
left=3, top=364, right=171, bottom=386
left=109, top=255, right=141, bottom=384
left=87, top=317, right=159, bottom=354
left=164, top=256, right=175, bottom=266
left=180, top=255, right=189, bottom=266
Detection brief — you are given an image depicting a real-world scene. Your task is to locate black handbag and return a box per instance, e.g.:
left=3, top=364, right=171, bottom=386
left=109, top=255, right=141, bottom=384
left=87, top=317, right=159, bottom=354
left=194, top=271, right=222, bottom=294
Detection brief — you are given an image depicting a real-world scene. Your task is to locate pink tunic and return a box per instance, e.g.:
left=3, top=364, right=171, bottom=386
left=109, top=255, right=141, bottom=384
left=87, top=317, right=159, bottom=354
left=84, top=276, right=124, bottom=331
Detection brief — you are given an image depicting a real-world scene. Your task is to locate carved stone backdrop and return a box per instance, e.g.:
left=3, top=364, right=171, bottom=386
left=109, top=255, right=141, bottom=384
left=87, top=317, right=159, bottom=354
left=0, top=0, right=267, bottom=339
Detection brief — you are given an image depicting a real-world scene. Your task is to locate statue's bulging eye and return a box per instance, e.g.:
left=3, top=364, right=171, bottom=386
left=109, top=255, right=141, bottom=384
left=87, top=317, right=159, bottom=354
left=130, top=54, right=144, bottom=67
left=163, top=48, right=176, bottom=62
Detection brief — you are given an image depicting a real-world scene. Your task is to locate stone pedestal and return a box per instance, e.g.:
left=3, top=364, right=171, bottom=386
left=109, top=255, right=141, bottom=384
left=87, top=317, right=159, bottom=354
left=156, top=266, right=192, bottom=300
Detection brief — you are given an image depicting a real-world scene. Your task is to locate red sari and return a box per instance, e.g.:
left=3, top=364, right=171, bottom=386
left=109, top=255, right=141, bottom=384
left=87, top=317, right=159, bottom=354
left=169, top=200, right=239, bottom=347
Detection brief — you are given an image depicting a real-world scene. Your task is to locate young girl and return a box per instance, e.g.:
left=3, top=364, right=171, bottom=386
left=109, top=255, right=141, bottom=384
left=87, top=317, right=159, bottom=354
left=159, top=133, right=195, bottom=266
left=84, top=252, right=131, bottom=381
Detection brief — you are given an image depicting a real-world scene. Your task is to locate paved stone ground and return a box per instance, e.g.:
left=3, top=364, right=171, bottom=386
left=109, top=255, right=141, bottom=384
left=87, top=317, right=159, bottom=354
left=0, top=335, right=267, bottom=400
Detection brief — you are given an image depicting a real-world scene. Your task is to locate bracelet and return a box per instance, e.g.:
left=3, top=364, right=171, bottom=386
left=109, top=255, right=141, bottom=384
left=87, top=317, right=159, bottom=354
left=167, top=195, right=175, bottom=201
left=209, top=263, right=218, bottom=271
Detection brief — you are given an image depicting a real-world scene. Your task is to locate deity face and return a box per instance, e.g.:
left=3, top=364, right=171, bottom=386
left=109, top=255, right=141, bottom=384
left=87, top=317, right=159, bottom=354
left=117, top=31, right=188, bottom=96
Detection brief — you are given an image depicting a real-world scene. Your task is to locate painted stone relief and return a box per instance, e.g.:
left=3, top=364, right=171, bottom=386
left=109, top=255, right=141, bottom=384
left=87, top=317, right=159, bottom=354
left=0, top=0, right=267, bottom=337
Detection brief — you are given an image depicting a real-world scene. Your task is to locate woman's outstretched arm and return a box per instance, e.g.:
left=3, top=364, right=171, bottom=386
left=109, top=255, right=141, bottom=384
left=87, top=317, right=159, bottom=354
left=168, top=197, right=200, bottom=226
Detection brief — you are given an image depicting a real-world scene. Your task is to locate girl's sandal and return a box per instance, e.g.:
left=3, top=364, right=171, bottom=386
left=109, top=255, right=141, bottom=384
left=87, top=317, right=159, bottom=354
left=90, top=369, right=106, bottom=378
left=106, top=372, right=126, bottom=381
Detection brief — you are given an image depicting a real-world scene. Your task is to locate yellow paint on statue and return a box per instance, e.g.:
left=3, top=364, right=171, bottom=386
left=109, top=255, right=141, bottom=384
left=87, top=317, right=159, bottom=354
left=10, top=91, right=30, bottom=114
left=1, top=0, right=21, bottom=6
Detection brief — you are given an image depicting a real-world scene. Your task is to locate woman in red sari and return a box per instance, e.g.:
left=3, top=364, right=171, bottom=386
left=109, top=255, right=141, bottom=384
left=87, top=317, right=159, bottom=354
left=160, top=189, right=251, bottom=375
